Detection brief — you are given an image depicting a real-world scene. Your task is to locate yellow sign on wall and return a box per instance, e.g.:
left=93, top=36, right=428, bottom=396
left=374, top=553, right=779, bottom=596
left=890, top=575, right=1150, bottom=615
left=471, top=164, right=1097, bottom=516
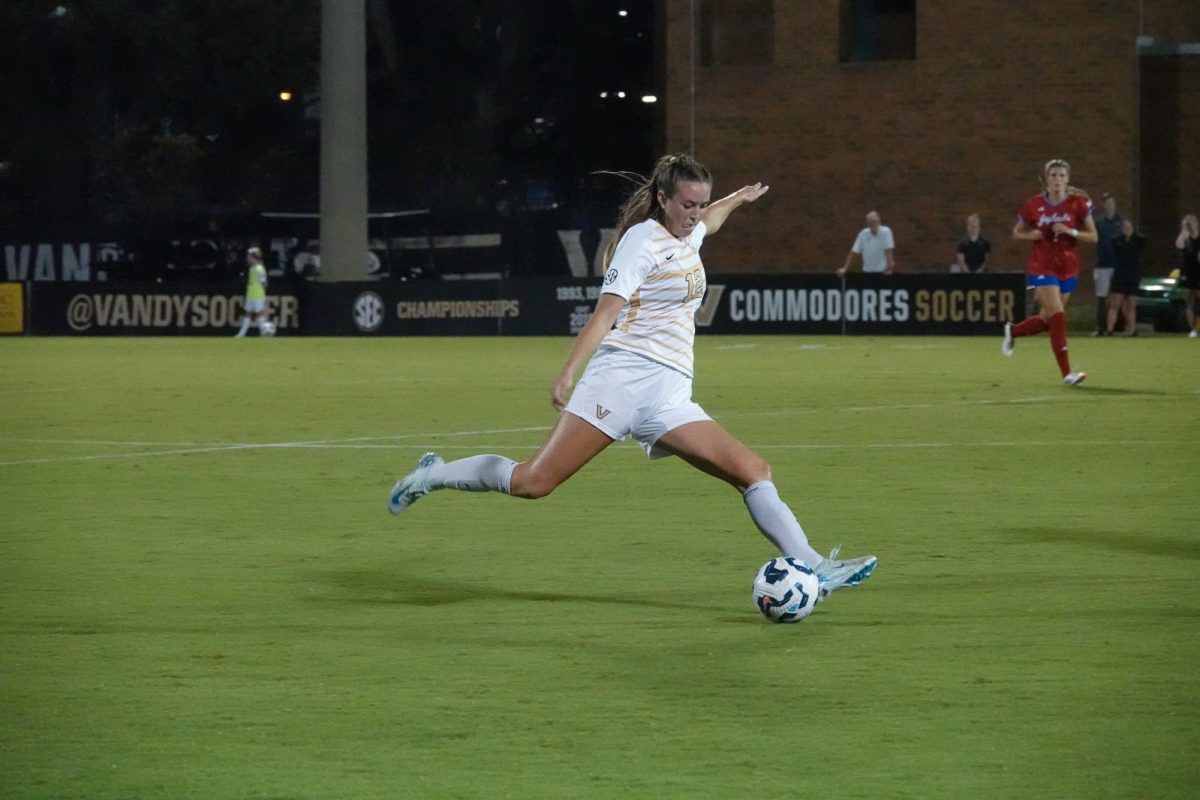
left=0, top=282, right=25, bottom=334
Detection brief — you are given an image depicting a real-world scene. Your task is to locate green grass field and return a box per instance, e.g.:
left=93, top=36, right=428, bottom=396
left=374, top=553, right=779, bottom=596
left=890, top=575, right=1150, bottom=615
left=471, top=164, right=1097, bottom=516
left=2, top=334, right=1198, bottom=799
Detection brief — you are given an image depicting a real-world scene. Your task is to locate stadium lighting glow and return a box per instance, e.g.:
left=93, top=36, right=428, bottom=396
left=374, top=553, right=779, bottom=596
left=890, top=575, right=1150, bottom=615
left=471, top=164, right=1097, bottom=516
left=616, top=91, right=626, bottom=98
left=641, top=95, right=657, bottom=103
left=278, top=91, right=294, bottom=102
left=618, top=9, right=628, bottom=16
left=599, top=91, right=608, bottom=98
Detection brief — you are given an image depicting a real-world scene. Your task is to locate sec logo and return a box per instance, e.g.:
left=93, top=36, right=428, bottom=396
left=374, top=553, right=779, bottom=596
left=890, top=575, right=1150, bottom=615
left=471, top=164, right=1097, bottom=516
left=353, top=291, right=385, bottom=333
left=604, top=269, right=618, bottom=285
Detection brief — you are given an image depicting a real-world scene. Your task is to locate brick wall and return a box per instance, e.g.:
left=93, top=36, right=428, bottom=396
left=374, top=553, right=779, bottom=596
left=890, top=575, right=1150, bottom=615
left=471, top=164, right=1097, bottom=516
left=662, top=0, right=1200, bottom=280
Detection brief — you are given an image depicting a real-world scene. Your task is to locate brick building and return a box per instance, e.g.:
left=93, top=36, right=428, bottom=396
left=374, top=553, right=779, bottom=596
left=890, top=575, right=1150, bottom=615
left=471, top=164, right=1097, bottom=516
left=659, top=1, right=1200, bottom=281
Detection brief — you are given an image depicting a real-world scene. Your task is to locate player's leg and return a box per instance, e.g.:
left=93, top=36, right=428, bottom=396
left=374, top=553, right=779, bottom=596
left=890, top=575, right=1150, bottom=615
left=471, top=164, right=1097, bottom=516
left=235, top=308, right=251, bottom=337
left=654, top=420, right=769, bottom=492
left=1005, top=278, right=1057, bottom=352
left=1188, top=288, right=1199, bottom=336
left=654, top=420, right=825, bottom=565
left=656, top=420, right=876, bottom=591
left=507, top=412, right=614, bottom=498
left=388, top=413, right=613, bottom=514
left=1044, top=284, right=1083, bottom=382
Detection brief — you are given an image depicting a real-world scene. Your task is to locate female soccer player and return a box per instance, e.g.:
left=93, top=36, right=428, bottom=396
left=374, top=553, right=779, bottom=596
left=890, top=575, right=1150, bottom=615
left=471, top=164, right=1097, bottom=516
left=1002, top=158, right=1098, bottom=384
left=387, top=154, right=876, bottom=598
left=235, top=246, right=269, bottom=338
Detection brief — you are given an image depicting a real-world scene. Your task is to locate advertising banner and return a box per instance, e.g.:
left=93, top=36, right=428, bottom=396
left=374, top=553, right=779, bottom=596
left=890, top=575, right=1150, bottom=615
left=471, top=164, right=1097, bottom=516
left=25, top=272, right=1024, bottom=337
left=0, top=282, right=25, bottom=334
left=303, top=278, right=599, bottom=336
left=696, top=273, right=1024, bottom=335
left=26, top=282, right=303, bottom=336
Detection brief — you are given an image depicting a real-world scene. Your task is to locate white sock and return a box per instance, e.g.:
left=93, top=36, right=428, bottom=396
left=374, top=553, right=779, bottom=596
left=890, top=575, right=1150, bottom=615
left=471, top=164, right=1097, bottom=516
left=427, top=455, right=516, bottom=494
left=236, top=318, right=250, bottom=336
left=743, top=480, right=823, bottom=565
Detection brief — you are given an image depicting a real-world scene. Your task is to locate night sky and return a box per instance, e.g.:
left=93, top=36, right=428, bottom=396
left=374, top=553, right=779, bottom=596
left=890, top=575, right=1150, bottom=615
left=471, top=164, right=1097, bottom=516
left=0, top=1, right=657, bottom=234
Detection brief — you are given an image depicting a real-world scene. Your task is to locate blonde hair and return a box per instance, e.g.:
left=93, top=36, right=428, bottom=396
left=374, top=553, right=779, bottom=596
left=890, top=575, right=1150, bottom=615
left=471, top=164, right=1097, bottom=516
left=599, top=153, right=712, bottom=269
left=1042, top=158, right=1089, bottom=199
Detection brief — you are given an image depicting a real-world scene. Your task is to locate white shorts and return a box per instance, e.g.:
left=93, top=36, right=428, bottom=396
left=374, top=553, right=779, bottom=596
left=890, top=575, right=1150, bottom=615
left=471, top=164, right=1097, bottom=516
left=1094, top=268, right=1113, bottom=298
left=243, top=298, right=266, bottom=313
left=565, top=346, right=711, bottom=459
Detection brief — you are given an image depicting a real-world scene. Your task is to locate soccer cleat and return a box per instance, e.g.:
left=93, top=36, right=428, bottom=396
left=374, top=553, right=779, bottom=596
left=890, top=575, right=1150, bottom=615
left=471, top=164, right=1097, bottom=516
left=1190, top=330, right=1198, bottom=339
left=1063, top=371, right=1087, bottom=386
left=1001, top=322, right=1014, bottom=357
left=813, top=546, right=878, bottom=599
left=387, top=452, right=444, bottom=515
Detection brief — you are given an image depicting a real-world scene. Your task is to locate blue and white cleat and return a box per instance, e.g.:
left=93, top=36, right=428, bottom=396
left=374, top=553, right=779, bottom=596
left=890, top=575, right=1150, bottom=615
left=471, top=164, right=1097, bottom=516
left=1001, top=322, right=1015, bottom=357
left=387, top=452, right=444, bottom=515
left=813, top=546, right=877, bottom=599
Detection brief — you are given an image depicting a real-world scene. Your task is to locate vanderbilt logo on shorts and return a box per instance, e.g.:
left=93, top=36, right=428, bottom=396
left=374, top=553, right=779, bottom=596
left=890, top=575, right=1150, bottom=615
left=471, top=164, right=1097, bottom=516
left=595, top=404, right=612, bottom=419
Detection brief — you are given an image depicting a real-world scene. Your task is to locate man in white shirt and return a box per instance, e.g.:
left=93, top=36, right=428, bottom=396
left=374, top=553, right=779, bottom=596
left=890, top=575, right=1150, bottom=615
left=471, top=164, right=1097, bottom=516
left=837, top=210, right=896, bottom=275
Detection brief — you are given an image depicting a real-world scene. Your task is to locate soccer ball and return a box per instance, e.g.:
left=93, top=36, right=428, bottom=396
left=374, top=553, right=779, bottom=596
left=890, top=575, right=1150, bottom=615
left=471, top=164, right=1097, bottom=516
left=260, top=321, right=277, bottom=337
left=752, top=557, right=820, bottom=623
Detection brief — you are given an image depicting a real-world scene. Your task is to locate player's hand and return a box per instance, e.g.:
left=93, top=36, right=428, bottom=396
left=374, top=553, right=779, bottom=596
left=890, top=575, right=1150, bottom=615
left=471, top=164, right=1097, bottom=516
left=836, top=266, right=847, bottom=276
left=1028, top=229, right=1044, bottom=241
left=550, top=372, right=574, bottom=411
left=738, top=183, right=769, bottom=203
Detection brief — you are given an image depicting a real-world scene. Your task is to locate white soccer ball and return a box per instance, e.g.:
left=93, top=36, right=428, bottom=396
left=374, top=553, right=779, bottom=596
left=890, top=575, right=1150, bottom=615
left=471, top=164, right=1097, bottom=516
left=753, top=557, right=820, bottom=623
left=260, top=321, right=277, bottom=337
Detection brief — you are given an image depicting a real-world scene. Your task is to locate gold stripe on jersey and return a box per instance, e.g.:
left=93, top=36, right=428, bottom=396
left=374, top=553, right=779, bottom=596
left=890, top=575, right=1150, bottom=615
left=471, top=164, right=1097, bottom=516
left=619, top=290, right=642, bottom=332
left=603, top=219, right=705, bottom=377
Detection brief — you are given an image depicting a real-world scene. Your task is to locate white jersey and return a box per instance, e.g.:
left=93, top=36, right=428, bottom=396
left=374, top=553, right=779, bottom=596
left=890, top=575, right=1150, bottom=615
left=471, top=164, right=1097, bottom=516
left=600, top=218, right=707, bottom=377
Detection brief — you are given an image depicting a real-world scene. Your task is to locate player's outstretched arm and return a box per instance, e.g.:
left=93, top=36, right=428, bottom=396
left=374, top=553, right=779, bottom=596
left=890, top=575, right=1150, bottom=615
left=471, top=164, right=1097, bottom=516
left=550, top=293, right=625, bottom=410
left=701, top=182, right=769, bottom=235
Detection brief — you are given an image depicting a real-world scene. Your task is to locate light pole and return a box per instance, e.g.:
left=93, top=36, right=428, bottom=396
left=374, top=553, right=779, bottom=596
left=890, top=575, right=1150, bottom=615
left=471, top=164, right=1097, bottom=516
left=319, top=0, right=368, bottom=282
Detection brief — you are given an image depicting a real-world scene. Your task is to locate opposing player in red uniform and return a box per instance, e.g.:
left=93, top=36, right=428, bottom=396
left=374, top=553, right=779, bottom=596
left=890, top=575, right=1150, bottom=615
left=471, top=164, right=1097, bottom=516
left=1002, top=158, right=1098, bottom=385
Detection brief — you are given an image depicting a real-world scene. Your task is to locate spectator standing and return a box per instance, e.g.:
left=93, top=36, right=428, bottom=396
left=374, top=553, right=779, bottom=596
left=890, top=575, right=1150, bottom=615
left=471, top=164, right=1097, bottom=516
left=1092, top=193, right=1124, bottom=335
left=954, top=213, right=991, bottom=273
left=837, top=211, right=895, bottom=275
left=1106, top=219, right=1144, bottom=337
left=1176, top=214, right=1200, bottom=337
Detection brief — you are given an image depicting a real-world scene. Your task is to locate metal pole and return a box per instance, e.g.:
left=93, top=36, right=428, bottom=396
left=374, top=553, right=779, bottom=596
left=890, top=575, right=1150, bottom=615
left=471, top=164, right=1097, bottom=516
left=689, top=0, right=697, bottom=155
left=319, top=0, right=368, bottom=281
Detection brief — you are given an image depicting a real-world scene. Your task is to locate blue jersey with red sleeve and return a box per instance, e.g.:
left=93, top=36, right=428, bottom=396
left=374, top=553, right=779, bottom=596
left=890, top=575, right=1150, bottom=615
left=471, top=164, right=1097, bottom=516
left=1018, top=192, right=1093, bottom=279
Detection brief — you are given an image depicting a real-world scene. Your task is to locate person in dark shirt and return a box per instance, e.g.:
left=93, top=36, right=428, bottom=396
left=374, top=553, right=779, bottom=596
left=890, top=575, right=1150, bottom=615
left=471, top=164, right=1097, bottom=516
left=955, top=213, right=991, bottom=273
left=1106, top=219, right=1144, bottom=337
left=1176, top=214, right=1200, bottom=337
left=1092, top=193, right=1124, bottom=335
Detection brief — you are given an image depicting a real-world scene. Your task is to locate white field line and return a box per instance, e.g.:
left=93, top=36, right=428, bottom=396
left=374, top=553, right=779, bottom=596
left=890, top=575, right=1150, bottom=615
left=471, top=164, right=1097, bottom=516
left=753, top=439, right=1198, bottom=450
left=0, top=438, right=212, bottom=447
left=0, top=395, right=1192, bottom=467
left=731, top=395, right=1055, bottom=417
left=2, top=433, right=1196, bottom=467
left=0, top=425, right=554, bottom=467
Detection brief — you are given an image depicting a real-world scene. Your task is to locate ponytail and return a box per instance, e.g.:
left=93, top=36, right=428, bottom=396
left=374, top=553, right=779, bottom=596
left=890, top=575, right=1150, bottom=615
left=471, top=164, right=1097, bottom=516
left=598, top=153, right=712, bottom=269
